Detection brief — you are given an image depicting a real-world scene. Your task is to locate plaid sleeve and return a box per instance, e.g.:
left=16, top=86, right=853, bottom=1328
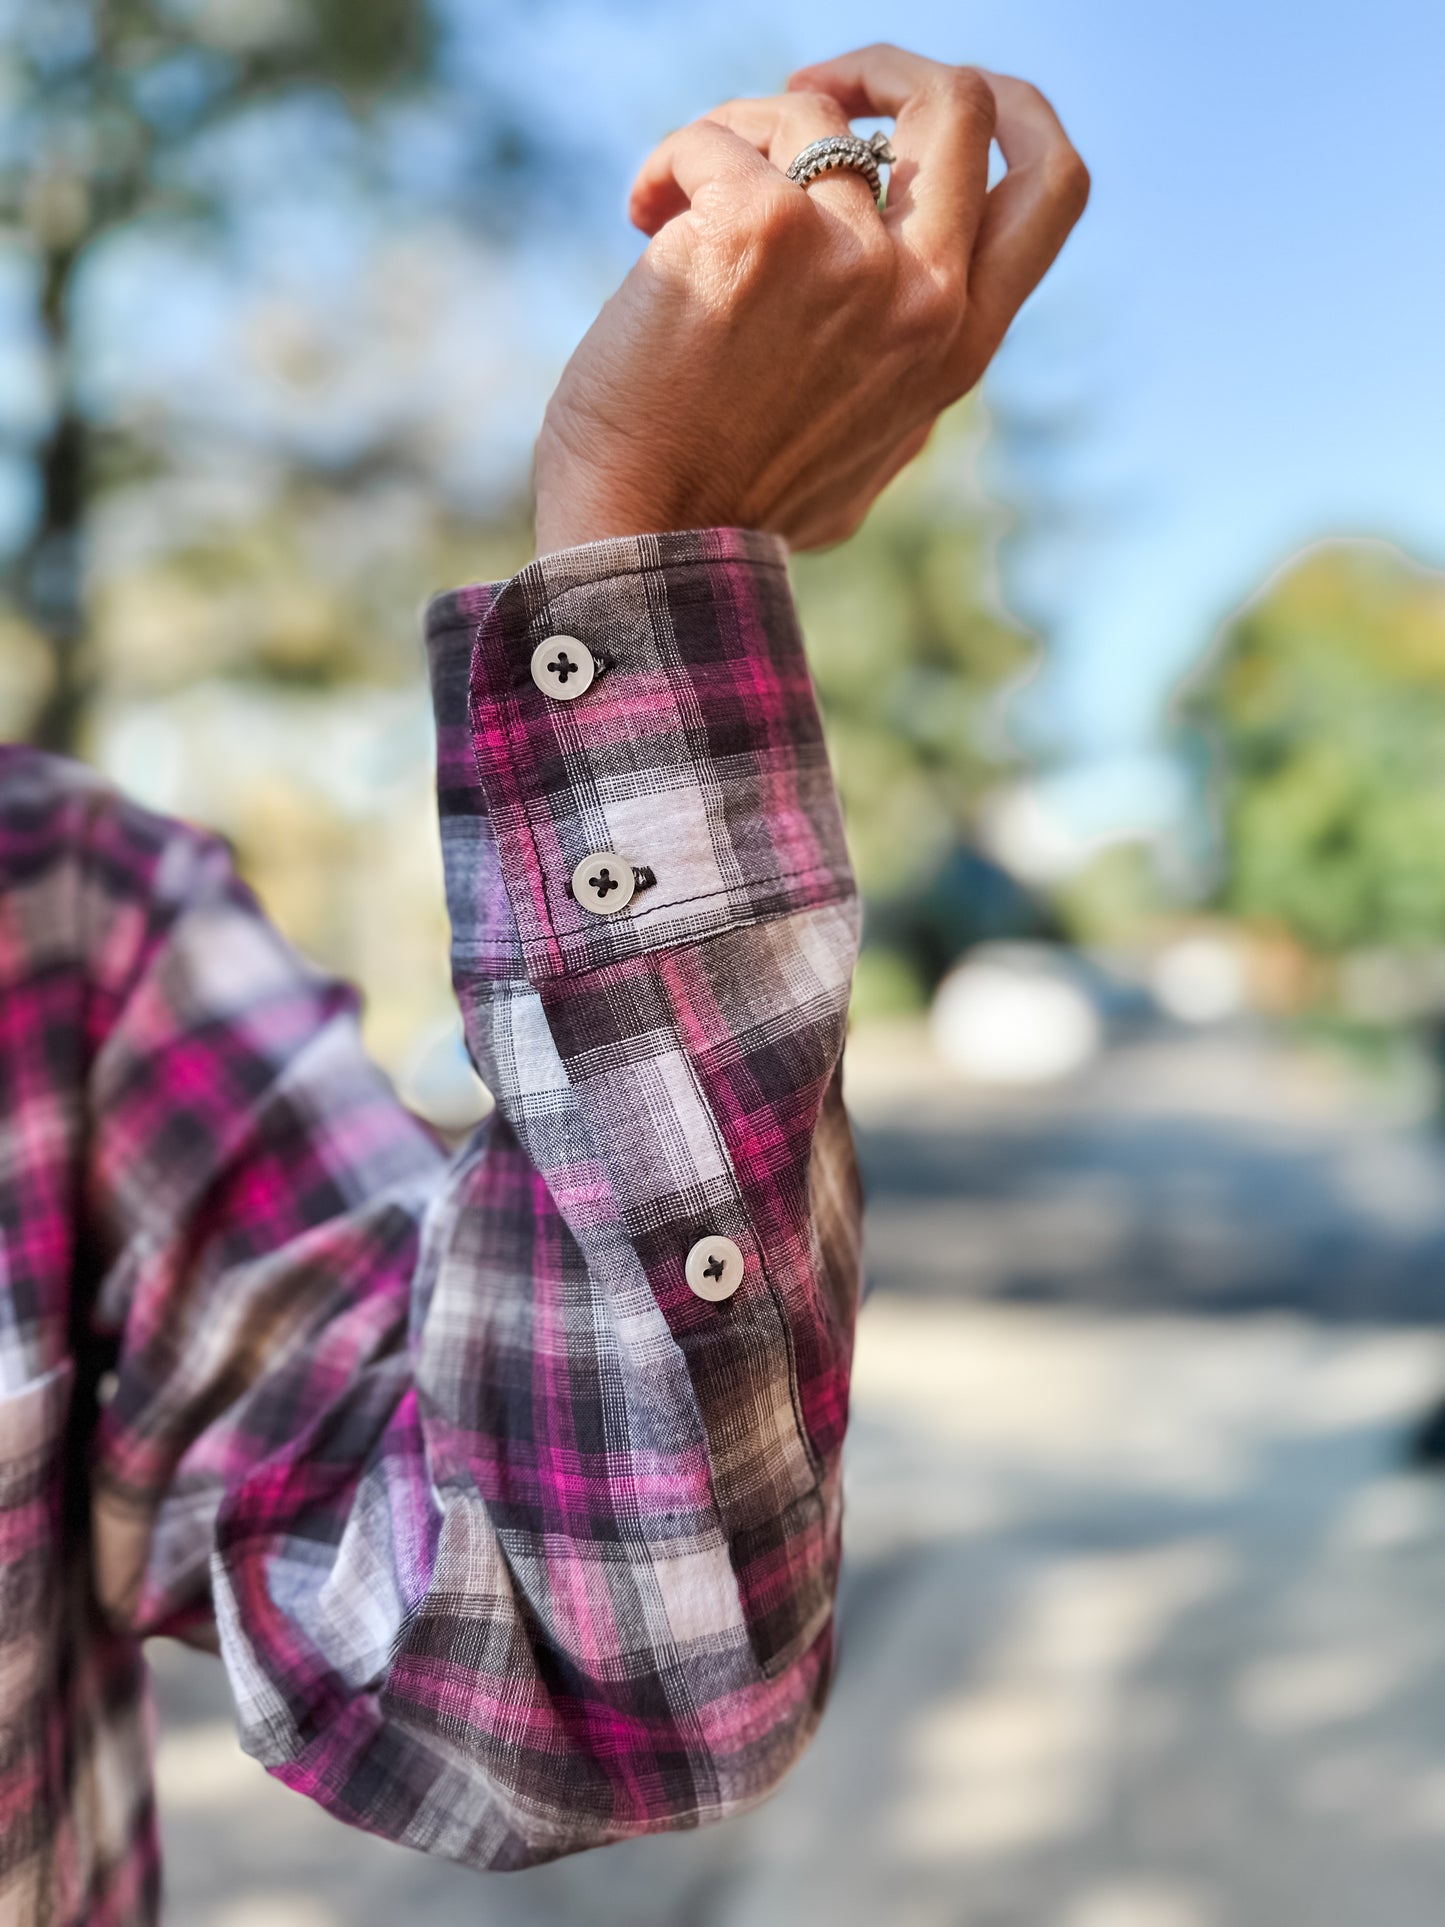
left=422, top=526, right=863, bottom=1673
left=80, top=803, right=446, bottom=1646
left=94, top=529, right=862, bottom=1869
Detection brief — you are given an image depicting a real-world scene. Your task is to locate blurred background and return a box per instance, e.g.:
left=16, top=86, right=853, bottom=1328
left=7, top=1, right=1445, bottom=1922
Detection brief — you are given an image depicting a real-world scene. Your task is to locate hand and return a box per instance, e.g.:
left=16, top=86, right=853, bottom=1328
left=534, top=44, right=1089, bottom=555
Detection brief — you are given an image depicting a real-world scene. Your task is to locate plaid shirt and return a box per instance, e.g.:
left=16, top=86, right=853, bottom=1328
left=0, top=528, right=862, bottom=1924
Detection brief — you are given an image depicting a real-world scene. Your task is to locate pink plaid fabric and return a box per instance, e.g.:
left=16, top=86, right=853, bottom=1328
left=0, top=528, right=862, bottom=1921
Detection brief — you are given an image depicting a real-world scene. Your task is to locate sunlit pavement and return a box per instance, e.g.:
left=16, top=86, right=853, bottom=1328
left=153, top=1025, right=1445, bottom=1927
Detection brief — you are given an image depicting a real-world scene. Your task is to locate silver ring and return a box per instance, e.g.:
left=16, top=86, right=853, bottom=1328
left=785, top=130, right=896, bottom=208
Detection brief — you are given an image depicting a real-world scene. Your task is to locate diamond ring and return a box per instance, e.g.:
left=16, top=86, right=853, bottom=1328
left=784, top=130, right=896, bottom=208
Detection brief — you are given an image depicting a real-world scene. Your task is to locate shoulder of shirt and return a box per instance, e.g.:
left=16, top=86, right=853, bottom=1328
left=0, top=745, right=251, bottom=985
left=0, top=745, right=231, bottom=872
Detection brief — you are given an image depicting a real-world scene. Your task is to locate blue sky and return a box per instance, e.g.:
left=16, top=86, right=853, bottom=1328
left=472, top=0, right=1445, bottom=838
left=7, top=0, right=1442, bottom=845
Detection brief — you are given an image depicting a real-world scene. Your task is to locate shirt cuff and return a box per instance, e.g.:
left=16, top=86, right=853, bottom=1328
left=425, top=527, right=855, bottom=985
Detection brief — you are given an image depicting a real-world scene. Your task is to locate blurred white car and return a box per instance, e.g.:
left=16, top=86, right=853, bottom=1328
left=930, top=942, right=1105, bottom=1086
left=399, top=1018, right=495, bottom=1134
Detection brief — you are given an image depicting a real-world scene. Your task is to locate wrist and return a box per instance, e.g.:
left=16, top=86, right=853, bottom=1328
left=533, top=408, right=710, bottom=557
left=534, top=500, right=656, bottom=556
left=534, top=479, right=674, bottom=559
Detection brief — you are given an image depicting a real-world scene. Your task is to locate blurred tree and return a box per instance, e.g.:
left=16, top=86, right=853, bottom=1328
left=792, top=404, right=1038, bottom=902
left=0, top=10, right=1057, bottom=1058
left=1054, top=838, right=1162, bottom=947
left=0, top=0, right=552, bottom=751
left=1183, top=541, right=1445, bottom=954
left=790, top=405, right=1045, bottom=1008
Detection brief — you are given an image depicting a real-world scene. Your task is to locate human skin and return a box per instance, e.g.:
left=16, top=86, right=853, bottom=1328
left=533, top=42, right=1090, bottom=557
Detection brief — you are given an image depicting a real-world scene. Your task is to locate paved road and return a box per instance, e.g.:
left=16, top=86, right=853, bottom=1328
left=851, top=1024, right=1445, bottom=1321
left=152, top=1026, right=1445, bottom=1927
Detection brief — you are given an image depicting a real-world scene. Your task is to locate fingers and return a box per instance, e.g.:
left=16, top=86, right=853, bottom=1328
left=628, top=117, right=785, bottom=235
left=788, top=44, right=997, bottom=258
left=792, top=45, right=1089, bottom=376
left=790, top=41, right=956, bottom=118
left=965, top=71, right=1090, bottom=356
left=698, top=93, right=884, bottom=224
left=630, top=92, right=882, bottom=237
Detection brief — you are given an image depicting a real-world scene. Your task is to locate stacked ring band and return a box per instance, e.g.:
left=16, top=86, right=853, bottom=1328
left=785, top=130, right=897, bottom=207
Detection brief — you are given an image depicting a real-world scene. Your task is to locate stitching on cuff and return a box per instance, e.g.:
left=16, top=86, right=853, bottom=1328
left=542, top=861, right=852, bottom=927
left=464, top=549, right=792, bottom=644
left=452, top=878, right=857, bottom=972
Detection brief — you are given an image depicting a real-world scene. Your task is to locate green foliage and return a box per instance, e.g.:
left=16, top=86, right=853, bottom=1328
left=848, top=945, right=928, bottom=1022
left=0, top=5, right=1051, bottom=1062
left=791, top=408, right=1037, bottom=901
left=0, top=1, right=437, bottom=244
left=1055, top=838, right=1162, bottom=946
left=91, top=481, right=535, bottom=699
left=0, top=0, right=536, bottom=749
left=1184, top=541, right=1445, bottom=953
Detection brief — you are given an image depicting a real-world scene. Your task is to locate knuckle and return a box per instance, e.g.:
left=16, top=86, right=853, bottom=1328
left=1049, top=145, right=1092, bottom=215
left=750, top=182, right=818, bottom=254
left=789, top=87, right=848, bottom=122
left=787, top=94, right=852, bottom=143
left=938, top=65, right=997, bottom=127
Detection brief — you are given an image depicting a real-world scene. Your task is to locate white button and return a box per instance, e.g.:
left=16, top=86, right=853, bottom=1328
left=531, top=635, right=595, bottom=701
left=572, top=851, right=636, bottom=916
left=685, top=1235, right=745, bottom=1302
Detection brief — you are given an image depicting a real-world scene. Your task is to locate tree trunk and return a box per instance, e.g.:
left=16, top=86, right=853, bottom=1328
left=24, top=242, right=89, bottom=757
